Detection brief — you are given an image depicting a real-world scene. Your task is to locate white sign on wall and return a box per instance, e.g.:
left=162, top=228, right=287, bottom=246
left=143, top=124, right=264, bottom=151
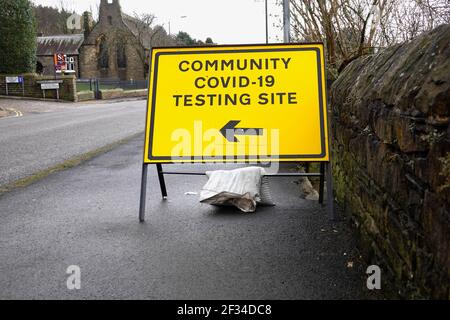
left=6, top=76, right=23, bottom=84
left=40, top=83, right=60, bottom=90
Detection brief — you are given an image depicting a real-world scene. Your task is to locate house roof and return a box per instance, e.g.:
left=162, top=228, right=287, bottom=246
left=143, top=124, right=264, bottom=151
left=121, top=13, right=152, bottom=48
left=37, top=34, right=84, bottom=56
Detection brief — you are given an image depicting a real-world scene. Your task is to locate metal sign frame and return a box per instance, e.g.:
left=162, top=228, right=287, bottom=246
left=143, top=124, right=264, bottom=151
left=37, top=80, right=63, bottom=100
left=5, top=76, right=24, bottom=96
left=139, top=43, right=335, bottom=222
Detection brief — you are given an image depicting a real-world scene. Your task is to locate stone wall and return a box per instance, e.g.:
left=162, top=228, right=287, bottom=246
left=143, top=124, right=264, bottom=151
left=331, top=24, right=449, bottom=298
left=76, top=90, right=95, bottom=101
left=98, top=88, right=147, bottom=99
left=0, top=74, right=77, bottom=101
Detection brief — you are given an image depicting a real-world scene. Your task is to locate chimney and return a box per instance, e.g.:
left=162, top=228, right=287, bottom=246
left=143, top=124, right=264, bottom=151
left=83, top=11, right=94, bottom=38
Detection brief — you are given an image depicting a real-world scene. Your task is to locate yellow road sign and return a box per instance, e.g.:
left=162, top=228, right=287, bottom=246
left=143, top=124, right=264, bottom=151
left=144, top=43, right=330, bottom=163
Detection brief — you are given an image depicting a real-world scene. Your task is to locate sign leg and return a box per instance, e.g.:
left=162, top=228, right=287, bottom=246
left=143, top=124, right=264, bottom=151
left=139, top=163, right=149, bottom=222
left=156, top=163, right=168, bottom=199
left=326, top=162, right=336, bottom=220
left=319, top=162, right=325, bottom=205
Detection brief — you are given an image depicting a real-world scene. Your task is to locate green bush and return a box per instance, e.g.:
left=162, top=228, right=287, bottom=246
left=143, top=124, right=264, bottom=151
left=0, top=0, right=37, bottom=74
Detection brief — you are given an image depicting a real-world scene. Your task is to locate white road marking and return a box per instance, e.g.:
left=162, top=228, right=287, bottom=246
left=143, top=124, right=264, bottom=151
left=0, top=108, right=23, bottom=119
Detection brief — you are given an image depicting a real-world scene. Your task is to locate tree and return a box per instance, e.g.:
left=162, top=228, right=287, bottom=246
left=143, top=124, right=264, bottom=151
left=380, top=0, right=450, bottom=43
left=125, top=13, right=157, bottom=70
left=124, top=13, right=176, bottom=77
left=130, top=13, right=176, bottom=50
left=176, top=31, right=196, bottom=46
left=0, top=0, right=37, bottom=74
left=288, top=0, right=450, bottom=77
left=289, top=0, right=390, bottom=77
left=175, top=32, right=215, bottom=46
left=33, top=5, right=73, bottom=35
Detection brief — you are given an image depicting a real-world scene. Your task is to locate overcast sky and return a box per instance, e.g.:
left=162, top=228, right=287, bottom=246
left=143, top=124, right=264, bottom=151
left=32, top=0, right=284, bottom=44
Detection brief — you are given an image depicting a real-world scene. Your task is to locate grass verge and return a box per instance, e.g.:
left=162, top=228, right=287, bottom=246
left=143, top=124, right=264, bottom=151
left=0, top=131, right=144, bottom=195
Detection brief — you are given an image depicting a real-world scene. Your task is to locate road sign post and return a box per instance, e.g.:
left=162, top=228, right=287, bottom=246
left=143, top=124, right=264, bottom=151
left=139, top=43, right=335, bottom=222
left=5, top=76, right=24, bottom=96
left=37, top=80, right=62, bottom=100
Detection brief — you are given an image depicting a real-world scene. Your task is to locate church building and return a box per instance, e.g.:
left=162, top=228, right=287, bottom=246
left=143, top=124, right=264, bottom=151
left=36, top=0, right=152, bottom=80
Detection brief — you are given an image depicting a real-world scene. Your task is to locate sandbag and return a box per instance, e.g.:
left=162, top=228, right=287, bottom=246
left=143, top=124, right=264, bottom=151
left=199, top=166, right=275, bottom=212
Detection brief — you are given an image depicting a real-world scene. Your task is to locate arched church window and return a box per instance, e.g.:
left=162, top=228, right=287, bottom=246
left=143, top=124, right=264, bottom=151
left=98, top=36, right=109, bottom=69
left=117, top=42, right=127, bottom=68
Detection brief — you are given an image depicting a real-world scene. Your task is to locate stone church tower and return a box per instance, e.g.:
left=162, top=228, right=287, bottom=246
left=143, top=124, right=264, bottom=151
left=79, top=0, right=147, bottom=80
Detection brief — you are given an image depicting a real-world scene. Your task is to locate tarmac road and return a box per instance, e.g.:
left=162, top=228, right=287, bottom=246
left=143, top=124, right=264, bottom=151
left=0, top=98, right=146, bottom=187
left=0, top=134, right=379, bottom=299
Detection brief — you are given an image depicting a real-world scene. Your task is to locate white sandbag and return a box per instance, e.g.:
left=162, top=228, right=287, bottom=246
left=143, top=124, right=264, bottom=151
left=200, top=166, right=275, bottom=212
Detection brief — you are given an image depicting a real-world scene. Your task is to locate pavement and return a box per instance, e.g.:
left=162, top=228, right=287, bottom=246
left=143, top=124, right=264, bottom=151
left=0, top=97, right=146, bottom=187
left=0, top=109, right=9, bottom=118
left=0, top=134, right=379, bottom=300
left=0, top=97, right=382, bottom=299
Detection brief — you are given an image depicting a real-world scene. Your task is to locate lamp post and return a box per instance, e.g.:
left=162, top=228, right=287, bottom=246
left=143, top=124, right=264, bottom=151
left=167, top=15, right=187, bottom=36
left=265, top=0, right=268, bottom=43
left=283, top=0, right=290, bottom=43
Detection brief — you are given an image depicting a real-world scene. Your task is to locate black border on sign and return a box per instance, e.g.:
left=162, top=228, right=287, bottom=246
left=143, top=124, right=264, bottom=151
left=146, top=45, right=326, bottom=162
